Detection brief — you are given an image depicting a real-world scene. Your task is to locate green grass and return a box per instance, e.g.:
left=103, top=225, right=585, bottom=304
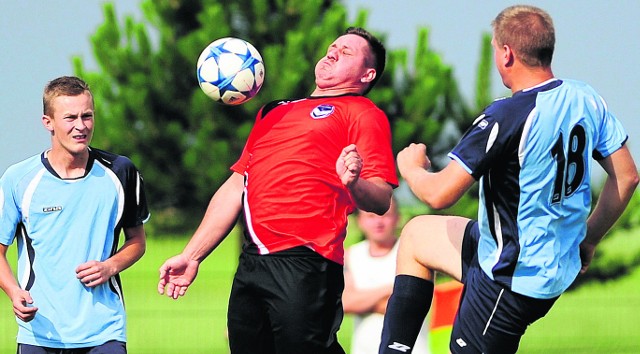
left=518, top=266, right=640, bottom=353
left=123, top=236, right=238, bottom=353
left=1, top=234, right=240, bottom=353
left=2, top=229, right=640, bottom=353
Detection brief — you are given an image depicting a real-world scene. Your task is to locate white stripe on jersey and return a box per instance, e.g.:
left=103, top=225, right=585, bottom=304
left=243, top=172, right=269, bottom=254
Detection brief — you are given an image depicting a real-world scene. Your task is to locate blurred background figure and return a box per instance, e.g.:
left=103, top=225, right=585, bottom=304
left=343, top=197, right=430, bottom=354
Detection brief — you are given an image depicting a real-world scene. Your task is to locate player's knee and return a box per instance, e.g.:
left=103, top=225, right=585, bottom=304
left=397, top=216, right=428, bottom=263
left=400, top=215, right=432, bottom=244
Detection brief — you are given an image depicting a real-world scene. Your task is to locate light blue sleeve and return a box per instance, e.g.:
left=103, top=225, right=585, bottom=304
left=0, top=171, right=19, bottom=246
left=595, top=100, right=628, bottom=159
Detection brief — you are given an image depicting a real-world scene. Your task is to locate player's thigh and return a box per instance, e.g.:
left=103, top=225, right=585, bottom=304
left=450, top=265, right=557, bottom=354
left=227, top=255, right=276, bottom=354
left=16, top=344, right=52, bottom=354
left=397, top=215, right=470, bottom=280
left=87, top=341, right=126, bottom=354
left=17, top=341, right=126, bottom=354
left=267, top=256, right=345, bottom=354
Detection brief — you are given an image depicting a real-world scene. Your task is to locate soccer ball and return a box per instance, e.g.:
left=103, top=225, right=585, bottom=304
left=196, top=37, right=265, bottom=105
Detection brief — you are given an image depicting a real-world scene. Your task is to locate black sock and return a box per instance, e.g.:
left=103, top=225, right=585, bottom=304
left=379, top=274, right=434, bottom=354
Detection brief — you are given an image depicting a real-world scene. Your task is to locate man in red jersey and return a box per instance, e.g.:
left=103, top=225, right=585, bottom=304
left=158, top=27, right=397, bottom=354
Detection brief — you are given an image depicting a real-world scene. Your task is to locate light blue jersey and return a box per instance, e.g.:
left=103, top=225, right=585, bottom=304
left=0, top=148, right=149, bottom=348
left=449, top=79, right=627, bottom=299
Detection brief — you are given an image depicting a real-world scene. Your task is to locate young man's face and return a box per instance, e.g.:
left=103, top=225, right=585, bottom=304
left=357, top=206, right=399, bottom=244
left=314, top=34, right=375, bottom=93
left=42, top=92, right=95, bottom=156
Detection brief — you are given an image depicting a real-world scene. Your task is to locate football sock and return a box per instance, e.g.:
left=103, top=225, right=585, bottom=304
left=379, top=274, right=434, bottom=354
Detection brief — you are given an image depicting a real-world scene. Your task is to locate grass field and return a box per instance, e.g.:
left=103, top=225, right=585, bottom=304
left=2, top=230, right=640, bottom=353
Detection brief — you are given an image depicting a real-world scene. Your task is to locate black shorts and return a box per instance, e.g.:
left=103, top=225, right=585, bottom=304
left=451, top=221, right=558, bottom=354
left=17, top=341, right=126, bottom=354
left=227, top=247, right=345, bottom=354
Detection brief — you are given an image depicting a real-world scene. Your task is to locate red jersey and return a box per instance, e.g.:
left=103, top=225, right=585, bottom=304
left=231, top=95, right=398, bottom=264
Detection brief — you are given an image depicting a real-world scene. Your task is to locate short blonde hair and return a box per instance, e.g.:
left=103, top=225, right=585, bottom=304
left=492, top=5, right=555, bottom=67
left=43, top=76, right=93, bottom=116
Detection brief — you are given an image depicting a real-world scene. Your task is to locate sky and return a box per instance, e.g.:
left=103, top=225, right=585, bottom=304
left=1, top=1, right=639, bottom=176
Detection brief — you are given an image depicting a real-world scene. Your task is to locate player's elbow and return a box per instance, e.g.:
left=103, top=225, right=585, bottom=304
left=628, top=170, right=639, bottom=191
left=617, top=168, right=640, bottom=200
left=368, top=202, right=391, bottom=216
left=422, top=197, right=455, bottom=210
left=417, top=191, right=460, bottom=210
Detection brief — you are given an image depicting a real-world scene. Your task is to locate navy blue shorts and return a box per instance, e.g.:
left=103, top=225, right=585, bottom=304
left=17, top=341, right=126, bottom=354
left=450, top=221, right=558, bottom=354
left=227, top=247, right=345, bottom=354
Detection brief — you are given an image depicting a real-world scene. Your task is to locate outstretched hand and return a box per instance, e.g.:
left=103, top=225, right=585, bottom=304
left=336, top=144, right=363, bottom=187
left=158, top=254, right=200, bottom=299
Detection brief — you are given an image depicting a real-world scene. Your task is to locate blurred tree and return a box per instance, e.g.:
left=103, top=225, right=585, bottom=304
left=74, top=0, right=489, bottom=232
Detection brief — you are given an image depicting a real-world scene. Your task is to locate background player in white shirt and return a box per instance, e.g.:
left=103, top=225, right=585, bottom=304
left=344, top=197, right=429, bottom=354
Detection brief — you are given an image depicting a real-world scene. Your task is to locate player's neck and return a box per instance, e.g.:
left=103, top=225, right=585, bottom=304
left=46, top=148, right=90, bottom=179
left=509, top=67, right=554, bottom=93
left=310, top=85, right=364, bottom=97
left=368, top=238, right=397, bottom=257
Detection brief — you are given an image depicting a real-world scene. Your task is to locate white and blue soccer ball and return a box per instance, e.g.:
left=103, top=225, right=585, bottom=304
left=196, top=37, right=265, bottom=105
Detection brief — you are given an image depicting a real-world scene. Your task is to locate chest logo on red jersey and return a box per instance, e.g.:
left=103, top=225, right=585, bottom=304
left=310, top=104, right=335, bottom=119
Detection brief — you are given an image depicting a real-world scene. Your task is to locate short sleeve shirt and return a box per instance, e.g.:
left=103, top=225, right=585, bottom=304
left=0, top=148, right=150, bottom=347
left=231, top=95, right=398, bottom=264
left=449, top=79, right=627, bottom=298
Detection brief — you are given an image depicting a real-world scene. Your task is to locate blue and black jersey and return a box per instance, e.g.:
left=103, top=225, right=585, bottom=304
left=0, top=147, right=149, bottom=347
left=450, top=79, right=627, bottom=299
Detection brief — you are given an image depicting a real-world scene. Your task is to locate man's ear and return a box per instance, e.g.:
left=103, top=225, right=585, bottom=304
left=503, top=44, right=516, bottom=67
left=360, top=68, right=376, bottom=84
left=42, top=115, right=54, bottom=132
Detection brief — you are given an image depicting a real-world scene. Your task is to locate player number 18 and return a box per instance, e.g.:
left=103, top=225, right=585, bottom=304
left=550, top=125, right=586, bottom=204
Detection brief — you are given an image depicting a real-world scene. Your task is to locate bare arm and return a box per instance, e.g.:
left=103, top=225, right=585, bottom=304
left=580, top=145, right=639, bottom=273
left=397, top=143, right=475, bottom=209
left=76, top=224, right=147, bottom=287
left=158, top=172, right=244, bottom=299
left=182, top=172, right=245, bottom=261
left=349, top=177, right=393, bottom=215
left=337, top=144, right=393, bottom=215
left=0, top=244, right=38, bottom=322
